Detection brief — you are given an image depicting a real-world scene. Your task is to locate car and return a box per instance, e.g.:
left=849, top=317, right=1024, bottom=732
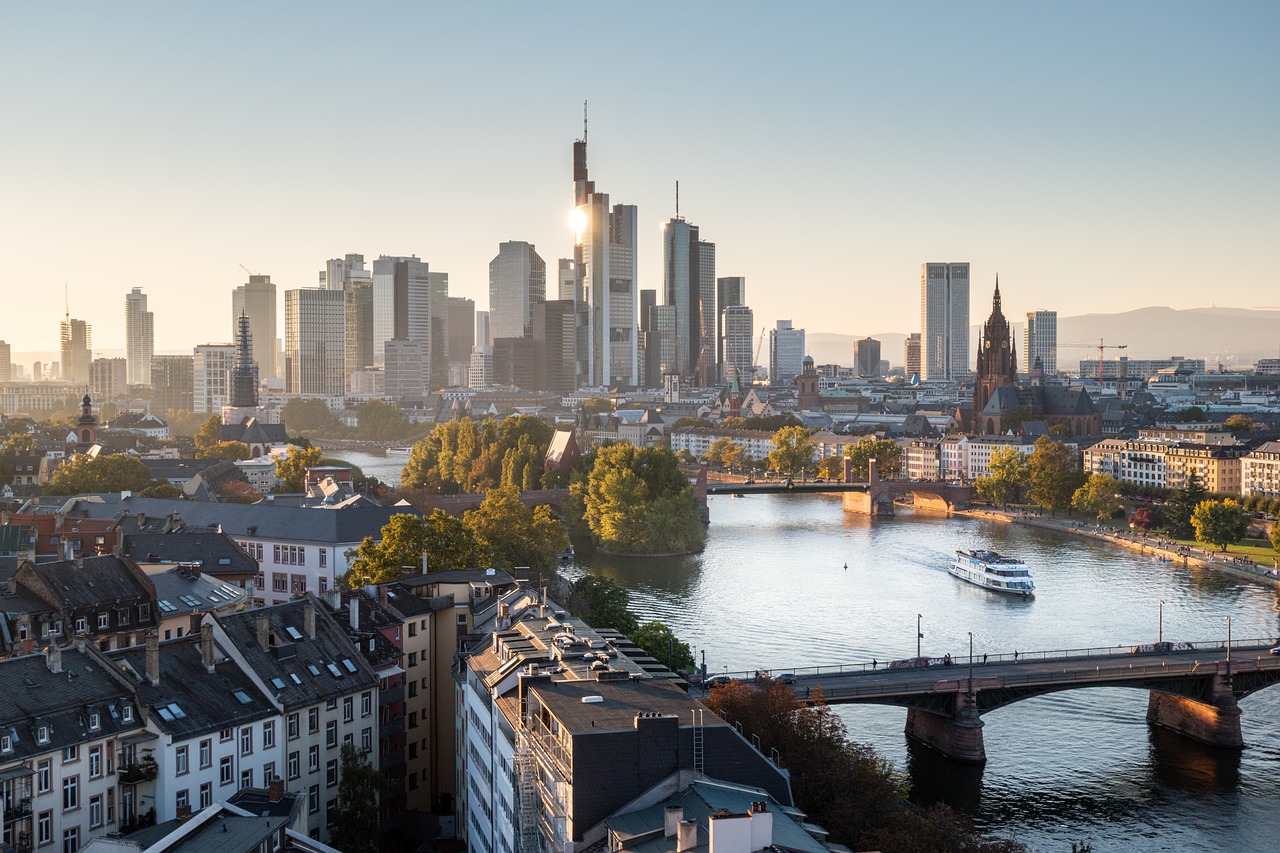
left=705, top=674, right=733, bottom=687
left=775, top=673, right=796, bottom=684
left=1270, top=646, right=1280, bottom=656
left=813, top=477, right=825, bottom=483
left=743, top=478, right=756, bottom=485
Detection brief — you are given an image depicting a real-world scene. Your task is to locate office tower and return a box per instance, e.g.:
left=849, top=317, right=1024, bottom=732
left=475, top=311, right=491, bottom=349
left=32, top=362, right=43, bottom=381
left=1024, top=310, right=1058, bottom=375
left=383, top=339, right=426, bottom=401
left=426, top=272, right=450, bottom=390
left=232, top=274, right=278, bottom=380
left=557, top=258, right=577, bottom=301
left=920, top=262, right=970, bottom=380
left=645, top=304, right=678, bottom=386
left=0, top=341, right=9, bottom=382
left=855, top=337, right=883, bottom=378
left=721, top=305, right=755, bottom=386
left=492, top=337, right=537, bottom=389
left=89, top=357, right=127, bottom=400
left=489, top=242, right=546, bottom=340
left=661, top=217, right=716, bottom=385
left=716, top=276, right=745, bottom=379
left=904, top=333, right=922, bottom=378
left=371, top=256, right=448, bottom=390
left=284, top=289, right=345, bottom=395
left=125, top=287, right=155, bottom=387
left=150, top=355, right=194, bottom=415
left=571, top=122, right=639, bottom=387
left=319, top=253, right=371, bottom=291
left=60, top=317, right=92, bottom=385
left=193, top=343, right=236, bottom=414
left=448, top=297, right=476, bottom=363
left=230, top=313, right=259, bottom=409
left=533, top=300, right=577, bottom=396
left=344, top=282, right=373, bottom=388
left=468, top=346, right=493, bottom=389
left=769, top=320, right=806, bottom=384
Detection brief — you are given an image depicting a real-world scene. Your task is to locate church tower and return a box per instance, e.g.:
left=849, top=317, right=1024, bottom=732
left=973, top=276, right=1018, bottom=416
left=75, top=393, right=98, bottom=450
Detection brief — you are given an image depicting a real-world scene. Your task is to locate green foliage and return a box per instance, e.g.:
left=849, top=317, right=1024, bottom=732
left=1071, top=473, right=1124, bottom=521
left=273, top=445, right=324, bottom=493
left=1001, top=405, right=1031, bottom=434
left=328, top=743, right=382, bottom=853
left=1028, top=436, right=1084, bottom=515
left=1271, top=520, right=1280, bottom=554
left=581, top=397, right=614, bottom=415
left=843, top=437, right=903, bottom=480
left=165, top=410, right=208, bottom=438
left=1049, top=422, right=1074, bottom=437
left=769, top=426, right=816, bottom=476
left=675, top=449, right=696, bottom=465
left=973, top=447, right=1030, bottom=507
left=722, top=414, right=803, bottom=432
left=465, top=486, right=568, bottom=573
left=344, top=510, right=489, bottom=587
left=2, top=433, right=36, bottom=455
left=567, top=575, right=637, bottom=634
left=817, top=456, right=845, bottom=480
left=352, top=399, right=415, bottom=440
left=705, top=437, right=746, bottom=469
left=1174, top=405, right=1207, bottom=423
left=1190, top=499, right=1251, bottom=552
left=44, top=454, right=153, bottom=495
left=281, top=398, right=342, bottom=433
left=1222, top=414, right=1255, bottom=431
left=574, top=444, right=705, bottom=555
left=399, top=415, right=554, bottom=494
left=193, top=415, right=223, bottom=456
left=199, top=441, right=251, bottom=461
left=138, top=481, right=184, bottom=499
left=631, top=621, right=695, bottom=672
left=1167, top=471, right=1209, bottom=539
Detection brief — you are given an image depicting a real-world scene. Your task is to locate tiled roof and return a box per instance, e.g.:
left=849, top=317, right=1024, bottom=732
left=21, top=555, right=154, bottom=612
left=124, top=531, right=258, bottom=578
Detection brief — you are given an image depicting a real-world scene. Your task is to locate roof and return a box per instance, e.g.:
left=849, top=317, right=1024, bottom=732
left=529, top=678, right=726, bottom=736
left=141, top=458, right=226, bottom=482
left=19, top=555, right=154, bottom=612
left=151, top=568, right=250, bottom=618
left=399, top=568, right=515, bottom=587
left=124, top=531, right=258, bottom=578
left=220, top=418, right=287, bottom=446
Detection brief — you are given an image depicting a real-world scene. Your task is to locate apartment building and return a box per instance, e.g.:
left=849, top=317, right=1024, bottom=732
left=1164, top=443, right=1247, bottom=495
left=1242, top=441, right=1280, bottom=498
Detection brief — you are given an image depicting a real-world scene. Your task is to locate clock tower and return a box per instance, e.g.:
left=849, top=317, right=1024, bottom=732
left=974, top=276, right=1019, bottom=416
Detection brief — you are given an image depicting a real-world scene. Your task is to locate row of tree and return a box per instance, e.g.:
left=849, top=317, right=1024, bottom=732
left=399, top=415, right=556, bottom=494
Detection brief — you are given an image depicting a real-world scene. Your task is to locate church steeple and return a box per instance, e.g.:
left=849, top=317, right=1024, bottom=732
left=992, top=273, right=1002, bottom=316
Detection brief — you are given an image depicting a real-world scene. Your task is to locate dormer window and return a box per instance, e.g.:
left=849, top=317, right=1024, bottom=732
left=1, top=734, right=12, bottom=753
left=76, top=617, right=88, bottom=634
left=122, top=705, right=133, bottom=723
left=37, top=725, right=50, bottom=744
left=89, top=712, right=101, bottom=730
left=97, top=613, right=109, bottom=630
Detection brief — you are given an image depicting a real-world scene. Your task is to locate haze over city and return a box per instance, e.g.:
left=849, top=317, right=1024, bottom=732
left=3, top=1, right=1277, bottom=353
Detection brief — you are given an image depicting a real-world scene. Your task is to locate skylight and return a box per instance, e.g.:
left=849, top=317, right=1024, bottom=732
left=271, top=677, right=286, bottom=689
left=307, top=665, right=320, bottom=677
left=290, top=673, right=302, bottom=685
left=285, top=627, right=303, bottom=641
left=157, top=600, right=177, bottom=612
left=341, top=659, right=357, bottom=673
left=326, top=663, right=343, bottom=678
left=233, top=690, right=252, bottom=704
left=168, top=703, right=186, bottom=719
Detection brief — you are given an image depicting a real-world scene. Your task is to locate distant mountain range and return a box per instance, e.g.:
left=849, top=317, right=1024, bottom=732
left=810, top=307, right=1280, bottom=371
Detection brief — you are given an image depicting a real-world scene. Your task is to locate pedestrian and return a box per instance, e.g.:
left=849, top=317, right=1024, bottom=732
left=1013, top=650, right=1019, bottom=661
left=871, top=658, right=878, bottom=670
left=983, top=653, right=988, bottom=664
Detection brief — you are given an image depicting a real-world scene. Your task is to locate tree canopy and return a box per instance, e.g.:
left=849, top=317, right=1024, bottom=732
left=281, top=398, right=342, bottom=433
left=573, top=443, right=705, bottom=555
left=1167, top=471, right=1209, bottom=539
left=200, top=441, right=251, bottom=461
left=344, top=510, right=489, bottom=586
left=843, top=437, right=903, bottom=480
left=274, top=445, right=324, bottom=493
left=1071, top=473, right=1124, bottom=520
left=45, top=454, right=153, bottom=496
left=768, top=426, right=816, bottom=475
left=567, top=575, right=637, bottom=634
left=400, top=415, right=554, bottom=493
left=219, top=480, right=263, bottom=504
left=1028, top=436, right=1084, bottom=515
left=631, top=621, right=696, bottom=672
left=1222, top=414, right=1256, bottom=432
left=464, top=487, right=567, bottom=573
left=193, top=415, right=223, bottom=456
left=327, top=743, right=382, bottom=853
left=704, top=437, right=747, bottom=469
left=1190, top=499, right=1251, bottom=552
left=974, top=447, right=1030, bottom=507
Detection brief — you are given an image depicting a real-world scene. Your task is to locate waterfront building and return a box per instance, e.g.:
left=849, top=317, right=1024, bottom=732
left=1077, top=356, right=1207, bottom=381
left=1083, top=437, right=1173, bottom=490
left=1164, top=442, right=1247, bottom=495
left=89, top=357, right=128, bottom=401
left=920, top=262, right=970, bottom=381
left=284, top=289, right=346, bottom=396
left=489, top=241, right=546, bottom=340
left=60, top=317, right=92, bottom=386
left=125, top=287, right=155, bottom=387
left=904, top=438, right=942, bottom=480
left=150, top=355, right=194, bottom=415
left=1023, top=310, right=1057, bottom=375
left=904, top=332, right=922, bottom=378
left=233, top=275, right=279, bottom=381
left=769, top=320, right=806, bottom=385
left=855, top=337, right=882, bottom=378
left=193, top=343, right=236, bottom=414
left=721, top=305, right=755, bottom=387
left=1242, top=441, right=1280, bottom=498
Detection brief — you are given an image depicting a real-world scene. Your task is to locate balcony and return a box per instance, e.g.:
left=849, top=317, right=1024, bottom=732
left=379, top=684, right=406, bottom=707
left=3, top=798, right=32, bottom=820
left=118, top=755, right=159, bottom=785
left=380, top=747, right=405, bottom=769
left=381, top=716, right=405, bottom=736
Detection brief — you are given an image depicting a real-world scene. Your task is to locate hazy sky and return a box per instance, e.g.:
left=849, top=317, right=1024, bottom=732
left=2, top=1, right=1277, bottom=355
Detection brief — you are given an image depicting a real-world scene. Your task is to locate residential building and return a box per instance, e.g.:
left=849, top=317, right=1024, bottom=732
left=904, top=332, right=922, bottom=378
left=1164, top=443, right=1247, bottom=495
left=854, top=337, right=882, bottom=378
left=150, top=356, right=194, bottom=416
left=1083, top=437, right=1172, bottom=490
left=60, top=318, right=92, bottom=386
left=1242, top=441, right=1280, bottom=498
left=125, top=288, right=155, bottom=387
left=232, top=275, right=278, bottom=381
left=90, top=358, right=129, bottom=401
left=193, top=344, right=236, bottom=414
left=720, top=305, right=755, bottom=386
left=284, top=290, right=345, bottom=396
left=769, top=320, right=805, bottom=385
left=920, top=262, right=970, bottom=381
left=1023, top=310, right=1057, bottom=375
left=489, top=242, right=547, bottom=340
left=904, top=438, right=942, bottom=480
left=662, top=217, right=716, bottom=386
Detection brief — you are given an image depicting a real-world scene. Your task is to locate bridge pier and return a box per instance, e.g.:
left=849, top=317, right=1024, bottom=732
left=1146, top=674, right=1242, bottom=749
left=904, top=694, right=986, bottom=763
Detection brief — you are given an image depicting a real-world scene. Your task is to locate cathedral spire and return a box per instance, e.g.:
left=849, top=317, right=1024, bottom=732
left=993, top=273, right=1001, bottom=314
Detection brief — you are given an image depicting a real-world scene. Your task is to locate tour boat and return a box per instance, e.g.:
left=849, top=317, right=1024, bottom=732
left=386, top=446, right=413, bottom=456
left=949, top=549, right=1035, bottom=597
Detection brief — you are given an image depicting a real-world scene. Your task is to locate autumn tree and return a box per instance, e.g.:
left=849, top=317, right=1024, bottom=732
left=1191, top=499, right=1251, bottom=552
left=1223, top=414, right=1255, bottom=432
left=974, top=446, right=1030, bottom=507
left=280, top=398, right=342, bottom=434
left=273, top=445, right=324, bottom=493
left=1271, top=519, right=1280, bottom=555
left=344, top=510, right=489, bottom=586
left=219, top=480, right=263, bottom=504
left=1028, top=436, right=1084, bottom=515
left=817, top=455, right=845, bottom=480
left=200, top=441, right=251, bottom=461
left=465, top=486, right=567, bottom=573
left=1071, top=473, right=1124, bottom=520
left=574, top=443, right=705, bottom=555
left=705, top=437, right=746, bottom=469
left=768, top=426, right=816, bottom=476
left=45, top=454, right=153, bottom=496
left=1131, top=505, right=1162, bottom=533
left=843, top=437, right=903, bottom=480
left=138, top=482, right=184, bottom=499
left=193, top=415, right=223, bottom=456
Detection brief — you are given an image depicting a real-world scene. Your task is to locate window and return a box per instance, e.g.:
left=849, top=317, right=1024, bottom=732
left=408, top=622, right=416, bottom=638
left=319, top=577, right=328, bottom=593
left=326, top=759, right=338, bottom=788
left=199, top=782, right=212, bottom=809
left=38, top=759, right=51, bottom=793
left=0, top=734, right=9, bottom=753
left=287, top=713, right=299, bottom=740
left=89, top=795, right=103, bottom=829
left=257, top=571, right=266, bottom=589
left=361, top=727, right=372, bottom=753
left=38, top=811, right=52, bottom=845
left=97, top=612, right=109, bottom=629
left=273, top=544, right=281, bottom=563
left=63, top=745, right=78, bottom=763
left=175, top=745, right=189, bottom=775
left=62, top=775, right=79, bottom=811
left=118, top=608, right=130, bottom=627
left=325, top=698, right=337, bottom=711
left=361, top=692, right=372, bottom=718
left=288, top=751, right=300, bottom=780
left=308, top=745, right=319, bottom=772
left=219, top=756, right=233, bottom=786
left=107, top=788, right=114, bottom=823
left=88, top=712, right=100, bottom=731
left=75, top=617, right=87, bottom=633
left=308, top=785, right=320, bottom=814
left=240, top=727, right=253, bottom=756
left=263, top=761, right=275, bottom=785
left=220, top=727, right=233, bottom=743
left=325, top=721, right=337, bottom=749
left=263, top=720, right=275, bottom=749
left=37, top=726, right=50, bottom=745
left=308, top=708, right=319, bottom=733
left=139, top=603, right=151, bottom=622
left=199, top=739, right=212, bottom=769
left=89, top=747, right=101, bottom=779
left=327, top=798, right=338, bottom=827
left=408, top=652, right=417, bottom=667
left=291, top=574, right=306, bottom=594
left=343, top=733, right=353, bottom=748
left=122, top=705, right=134, bottom=723
left=62, top=826, right=79, bottom=853
left=272, top=573, right=287, bottom=592
left=343, top=697, right=353, bottom=722
left=240, top=768, right=253, bottom=790
left=319, top=548, right=327, bottom=568
left=175, top=789, right=188, bottom=811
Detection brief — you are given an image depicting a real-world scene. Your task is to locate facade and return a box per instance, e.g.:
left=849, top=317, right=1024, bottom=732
left=1083, top=437, right=1172, bottom=490
left=904, top=332, right=922, bottom=378
left=1242, top=441, right=1280, bottom=498
left=854, top=337, right=882, bottom=378
left=488, top=242, right=546, bottom=340
left=1164, top=443, right=1246, bottom=495
left=769, top=320, right=805, bottom=385
left=284, top=290, right=346, bottom=396
left=60, top=318, right=92, bottom=386
left=532, top=300, right=577, bottom=396
left=661, top=217, right=716, bottom=386
left=193, top=344, right=236, bottom=414
left=383, top=339, right=426, bottom=402
left=448, top=297, right=476, bottom=385
left=125, top=288, right=155, bottom=387
left=1023, top=310, right=1058, bottom=375
left=318, top=253, right=371, bottom=292
left=89, top=358, right=128, bottom=401
left=720, top=305, right=755, bottom=387
left=904, top=438, right=942, bottom=480
left=920, top=262, right=970, bottom=381
left=150, top=356, right=194, bottom=416
left=973, top=281, right=1018, bottom=419
left=0, top=341, right=8, bottom=382
left=1078, top=356, right=1207, bottom=381
left=468, top=347, right=493, bottom=390
left=232, top=275, right=278, bottom=381
left=371, top=257, right=448, bottom=390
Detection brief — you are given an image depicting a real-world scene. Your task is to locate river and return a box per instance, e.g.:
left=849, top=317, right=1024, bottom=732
left=578, top=494, right=1280, bottom=853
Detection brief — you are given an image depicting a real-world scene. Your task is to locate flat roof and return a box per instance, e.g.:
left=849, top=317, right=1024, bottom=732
left=529, top=678, right=726, bottom=735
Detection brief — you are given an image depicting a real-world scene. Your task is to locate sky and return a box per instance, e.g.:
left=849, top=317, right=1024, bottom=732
left=2, top=1, right=1277, bottom=356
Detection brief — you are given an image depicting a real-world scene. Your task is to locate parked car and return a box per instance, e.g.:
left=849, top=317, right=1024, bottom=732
left=775, top=672, right=796, bottom=684
left=1270, top=646, right=1280, bottom=656
left=743, top=478, right=756, bottom=485
left=705, top=674, right=733, bottom=687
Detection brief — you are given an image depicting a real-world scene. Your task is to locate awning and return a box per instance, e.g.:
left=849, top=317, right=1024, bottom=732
left=0, top=763, right=35, bottom=781
left=376, top=664, right=405, bottom=677
left=117, top=731, right=159, bottom=746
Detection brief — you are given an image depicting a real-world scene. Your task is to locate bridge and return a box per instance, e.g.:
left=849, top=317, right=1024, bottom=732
left=719, top=638, right=1280, bottom=763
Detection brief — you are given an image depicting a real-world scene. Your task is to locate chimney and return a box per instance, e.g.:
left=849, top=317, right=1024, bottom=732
left=145, top=631, right=159, bottom=686
left=677, top=819, right=698, bottom=853
left=304, top=598, right=316, bottom=639
left=256, top=611, right=269, bottom=648
left=664, top=806, right=684, bottom=838
left=378, top=584, right=388, bottom=608
left=708, top=813, right=751, bottom=853
left=268, top=775, right=284, bottom=803
left=749, top=803, right=773, bottom=852
left=348, top=598, right=359, bottom=632
left=200, top=623, right=215, bottom=673
left=46, top=643, right=63, bottom=674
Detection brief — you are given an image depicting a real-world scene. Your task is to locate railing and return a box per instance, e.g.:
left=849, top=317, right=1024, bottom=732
left=522, top=714, right=573, bottom=786
left=117, top=757, right=158, bottom=785
left=3, top=798, right=32, bottom=820
left=381, top=716, right=405, bottom=736
left=379, top=684, right=406, bottom=706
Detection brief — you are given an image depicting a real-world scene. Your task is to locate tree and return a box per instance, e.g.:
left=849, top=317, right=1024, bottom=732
left=344, top=510, right=489, bottom=587
left=581, top=396, right=614, bottom=415
left=675, top=449, right=696, bottom=465
left=281, top=398, right=341, bottom=434
left=974, top=447, right=1030, bottom=507
left=138, top=481, right=184, bottom=499
left=45, top=454, right=153, bottom=495
left=1167, top=471, right=1209, bottom=539
left=567, top=575, right=637, bottom=634
left=1191, top=499, right=1251, bottom=552
left=1049, top=422, right=1074, bottom=437
left=2, top=433, right=35, bottom=455
left=1001, top=405, right=1031, bottom=434
left=273, top=445, right=324, bottom=493
left=705, top=437, right=745, bottom=469
left=1131, top=505, right=1162, bottom=533
left=193, top=415, right=223, bottom=456
left=1071, top=473, right=1124, bottom=521
left=574, top=444, right=705, bottom=555
left=327, top=743, right=382, bottom=853
left=199, top=441, right=251, bottom=461
left=1223, top=414, right=1255, bottom=432
left=817, top=455, right=845, bottom=480
left=219, top=480, right=263, bottom=504
left=465, top=486, right=567, bottom=573
left=1271, top=519, right=1280, bottom=555
left=420, top=509, right=488, bottom=574
left=843, top=438, right=903, bottom=480
left=1028, top=436, right=1084, bottom=515
left=352, top=399, right=414, bottom=440
left=1174, top=406, right=1207, bottom=423
left=630, top=621, right=695, bottom=672
left=768, top=426, right=816, bottom=476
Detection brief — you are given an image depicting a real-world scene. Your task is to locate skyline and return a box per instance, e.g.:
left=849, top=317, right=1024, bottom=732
left=3, top=2, right=1278, bottom=355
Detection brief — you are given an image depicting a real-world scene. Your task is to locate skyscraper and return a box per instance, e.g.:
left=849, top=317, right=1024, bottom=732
left=920, top=262, right=970, bottom=381
left=855, top=337, right=882, bottom=378
left=372, top=256, right=448, bottom=390
left=89, top=357, right=127, bottom=400
left=321, top=255, right=374, bottom=389
left=125, top=287, right=155, bottom=387
left=319, top=253, right=372, bottom=291
left=557, top=258, right=576, bottom=301
left=0, top=341, right=10, bottom=382
left=426, top=272, right=450, bottom=391
left=1024, top=310, right=1058, bottom=375
left=571, top=119, right=638, bottom=388
left=232, top=275, right=278, bottom=380
left=721, top=305, right=755, bottom=387
left=60, top=317, right=92, bottom=385
left=284, top=289, right=345, bottom=395
left=716, top=276, right=745, bottom=382
left=904, top=333, right=922, bottom=378
left=661, top=217, right=716, bottom=386
left=150, top=355, right=194, bottom=414
left=448, top=297, right=476, bottom=386
left=489, top=242, right=546, bottom=340
left=533, top=300, right=577, bottom=396
left=193, top=343, right=236, bottom=414
left=769, top=320, right=805, bottom=384
left=383, top=339, right=426, bottom=401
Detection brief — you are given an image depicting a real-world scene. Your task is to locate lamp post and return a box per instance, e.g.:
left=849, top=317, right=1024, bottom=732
left=917, top=614, right=923, bottom=659
left=1226, top=615, right=1232, bottom=675
left=967, top=631, right=974, bottom=698
left=1158, top=600, right=1164, bottom=644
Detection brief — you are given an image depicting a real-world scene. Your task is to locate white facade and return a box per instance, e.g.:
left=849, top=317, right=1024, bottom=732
left=1023, top=310, right=1058, bottom=375
left=284, top=290, right=346, bottom=396
left=125, top=288, right=155, bottom=387
left=1241, top=441, right=1280, bottom=498
left=905, top=439, right=942, bottom=480
left=1084, top=437, right=1171, bottom=489
left=488, top=242, right=546, bottom=340
left=769, top=320, right=805, bottom=384
left=193, top=344, right=236, bottom=414
left=920, top=262, right=969, bottom=381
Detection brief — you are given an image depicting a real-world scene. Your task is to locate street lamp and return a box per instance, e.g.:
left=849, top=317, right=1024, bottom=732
left=917, top=614, right=923, bottom=659
left=967, top=631, right=974, bottom=697
left=1158, top=600, right=1163, bottom=644
left=1226, top=615, right=1232, bottom=674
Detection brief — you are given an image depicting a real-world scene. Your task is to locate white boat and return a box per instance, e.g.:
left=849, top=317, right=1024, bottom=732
left=386, top=446, right=413, bottom=456
left=949, top=549, right=1035, bottom=597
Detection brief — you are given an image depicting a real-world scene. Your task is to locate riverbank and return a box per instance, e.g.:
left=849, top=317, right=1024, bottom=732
left=959, top=507, right=1280, bottom=587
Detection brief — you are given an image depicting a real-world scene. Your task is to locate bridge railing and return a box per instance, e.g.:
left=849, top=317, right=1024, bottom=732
left=723, top=636, right=1278, bottom=682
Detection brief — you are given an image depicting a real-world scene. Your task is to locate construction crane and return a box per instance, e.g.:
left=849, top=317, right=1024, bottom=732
left=1062, top=338, right=1128, bottom=381
left=239, top=264, right=256, bottom=277
left=752, top=327, right=768, bottom=384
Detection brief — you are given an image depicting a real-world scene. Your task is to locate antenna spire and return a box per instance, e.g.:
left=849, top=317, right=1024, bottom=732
left=65, top=283, right=69, bottom=321
left=583, top=100, right=588, bottom=144
left=675, top=180, right=679, bottom=218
